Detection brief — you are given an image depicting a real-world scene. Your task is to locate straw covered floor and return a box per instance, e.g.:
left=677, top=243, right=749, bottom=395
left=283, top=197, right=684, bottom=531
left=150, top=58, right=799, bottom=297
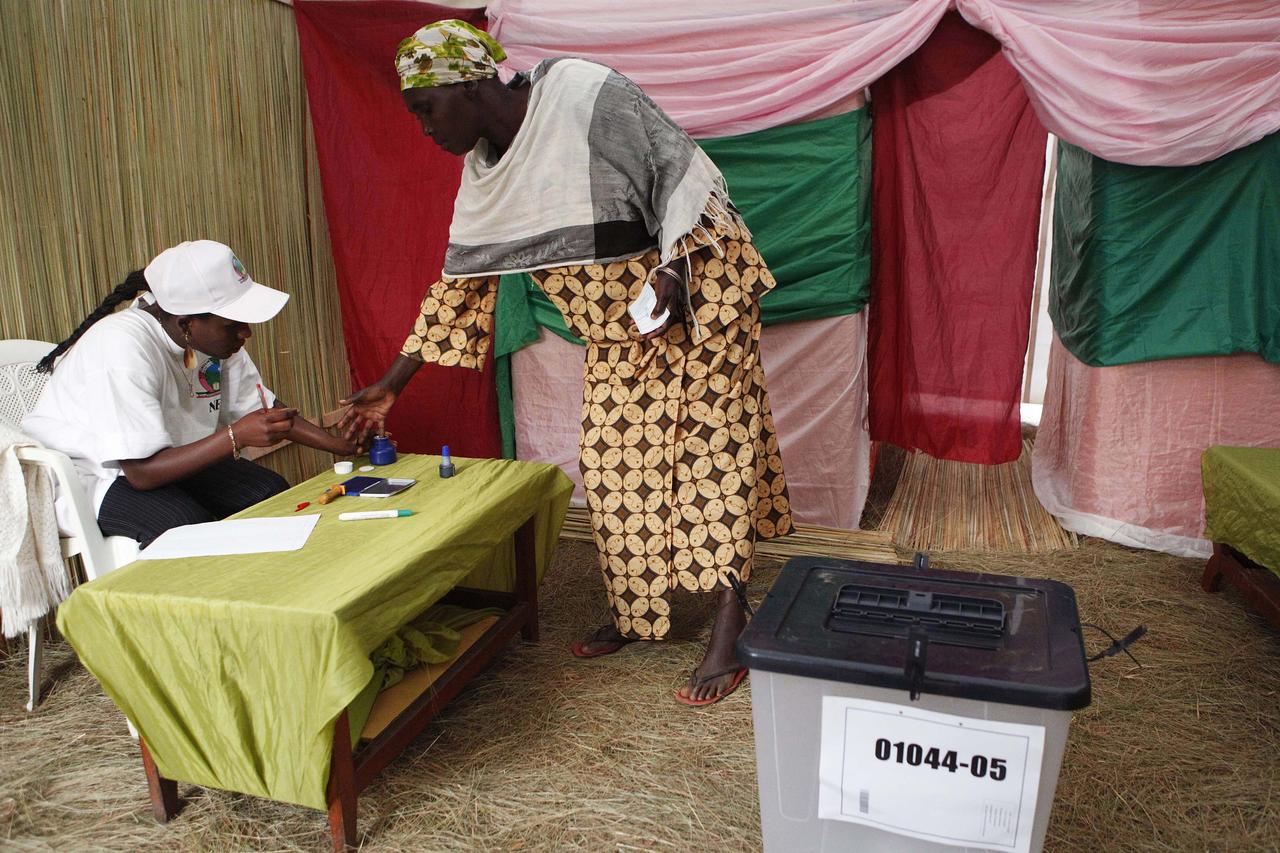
left=2, top=534, right=1278, bottom=851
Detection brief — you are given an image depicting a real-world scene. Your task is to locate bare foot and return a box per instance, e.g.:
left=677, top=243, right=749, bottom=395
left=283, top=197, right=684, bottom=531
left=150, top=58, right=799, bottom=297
left=677, top=588, right=747, bottom=704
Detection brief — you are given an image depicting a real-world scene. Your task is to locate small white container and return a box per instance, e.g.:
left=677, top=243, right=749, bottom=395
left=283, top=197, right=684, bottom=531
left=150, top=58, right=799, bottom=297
left=333, top=460, right=353, bottom=475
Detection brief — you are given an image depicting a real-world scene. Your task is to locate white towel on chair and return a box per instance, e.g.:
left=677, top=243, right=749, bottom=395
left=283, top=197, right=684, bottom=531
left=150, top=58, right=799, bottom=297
left=0, top=423, right=69, bottom=639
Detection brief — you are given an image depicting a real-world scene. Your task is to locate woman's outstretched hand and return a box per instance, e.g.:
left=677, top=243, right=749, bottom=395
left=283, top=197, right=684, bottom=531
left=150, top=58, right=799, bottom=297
left=338, top=384, right=397, bottom=444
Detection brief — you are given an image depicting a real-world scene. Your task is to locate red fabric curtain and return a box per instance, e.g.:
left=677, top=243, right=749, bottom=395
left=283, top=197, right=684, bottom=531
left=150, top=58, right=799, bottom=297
left=868, top=13, right=1046, bottom=464
left=293, top=1, right=501, bottom=457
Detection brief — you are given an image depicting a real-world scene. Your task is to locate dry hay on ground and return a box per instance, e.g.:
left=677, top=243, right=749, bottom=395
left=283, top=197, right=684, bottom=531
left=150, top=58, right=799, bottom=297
left=2, top=538, right=1278, bottom=851
left=918, top=543, right=1280, bottom=852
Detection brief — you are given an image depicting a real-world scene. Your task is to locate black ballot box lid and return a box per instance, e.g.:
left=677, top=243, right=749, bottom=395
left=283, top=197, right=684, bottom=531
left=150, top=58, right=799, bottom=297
left=737, top=556, right=1092, bottom=711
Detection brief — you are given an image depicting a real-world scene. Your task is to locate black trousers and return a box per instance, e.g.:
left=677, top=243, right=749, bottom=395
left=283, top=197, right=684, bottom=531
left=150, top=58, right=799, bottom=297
left=97, top=458, right=289, bottom=547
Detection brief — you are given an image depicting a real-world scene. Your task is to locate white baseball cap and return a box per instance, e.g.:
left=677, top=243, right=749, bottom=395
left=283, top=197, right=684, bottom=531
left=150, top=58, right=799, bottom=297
left=144, top=240, right=288, bottom=323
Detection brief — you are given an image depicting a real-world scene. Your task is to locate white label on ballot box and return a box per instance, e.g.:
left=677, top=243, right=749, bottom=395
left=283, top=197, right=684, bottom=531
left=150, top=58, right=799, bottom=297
left=818, top=696, right=1045, bottom=853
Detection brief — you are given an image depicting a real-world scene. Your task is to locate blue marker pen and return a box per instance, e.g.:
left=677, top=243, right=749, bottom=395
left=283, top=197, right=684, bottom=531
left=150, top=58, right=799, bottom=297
left=439, top=445, right=456, bottom=478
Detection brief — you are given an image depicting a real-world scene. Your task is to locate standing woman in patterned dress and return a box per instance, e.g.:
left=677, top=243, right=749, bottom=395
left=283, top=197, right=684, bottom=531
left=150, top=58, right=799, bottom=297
left=341, top=21, right=792, bottom=706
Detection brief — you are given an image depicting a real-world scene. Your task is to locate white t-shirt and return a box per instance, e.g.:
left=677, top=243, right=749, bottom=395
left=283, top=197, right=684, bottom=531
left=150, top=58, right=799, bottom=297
left=22, top=301, right=276, bottom=514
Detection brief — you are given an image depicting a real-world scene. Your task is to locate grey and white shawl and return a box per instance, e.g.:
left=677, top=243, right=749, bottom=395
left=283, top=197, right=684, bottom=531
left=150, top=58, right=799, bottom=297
left=444, top=58, right=733, bottom=278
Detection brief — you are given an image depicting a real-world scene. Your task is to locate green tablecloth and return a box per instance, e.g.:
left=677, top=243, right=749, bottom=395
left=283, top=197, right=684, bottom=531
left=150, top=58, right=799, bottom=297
left=57, top=455, right=572, bottom=810
left=1202, top=446, right=1280, bottom=576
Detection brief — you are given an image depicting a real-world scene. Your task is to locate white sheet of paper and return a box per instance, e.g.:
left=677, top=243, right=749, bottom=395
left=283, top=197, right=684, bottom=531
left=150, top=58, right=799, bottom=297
left=817, top=696, right=1046, bottom=853
left=138, top=515, right=321, bottom=560
left=627, top=282, right=671, bottom=335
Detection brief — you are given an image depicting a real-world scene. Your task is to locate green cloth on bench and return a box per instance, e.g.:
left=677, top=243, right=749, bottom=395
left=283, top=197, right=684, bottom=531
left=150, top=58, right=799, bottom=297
left=57, top=455, right=572, bottom=810
left=1202, top=446, right=1280, bottom=576
left=346, top=603, right=505, bottom=747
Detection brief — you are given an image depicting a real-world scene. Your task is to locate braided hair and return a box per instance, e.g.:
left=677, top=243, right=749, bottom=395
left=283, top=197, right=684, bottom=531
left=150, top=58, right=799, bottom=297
left=37, top=270, right=150, bottom=373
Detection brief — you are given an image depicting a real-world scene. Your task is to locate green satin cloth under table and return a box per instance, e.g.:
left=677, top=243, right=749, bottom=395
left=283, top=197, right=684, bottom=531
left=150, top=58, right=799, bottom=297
left=56, top=455, right=572, bottom=810
left=1202, top=446, right=1280, bottom=576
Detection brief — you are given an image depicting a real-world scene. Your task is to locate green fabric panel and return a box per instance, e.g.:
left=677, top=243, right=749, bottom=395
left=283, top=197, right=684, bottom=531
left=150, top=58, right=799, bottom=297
left=700, top=108, right=871, bottom=324
left=495, top=353, right=516, bottom=458
left=56, top=455, right=572, bottom=810
left=491, top=108, right=872, bottom=350
left=1050, top=133, right=1280, bottom=366
left=494, top=273, right=545, bottom=356
left=1202, top=446, right=1280, bottom=575
left=496, top=272, right=580, bottom=348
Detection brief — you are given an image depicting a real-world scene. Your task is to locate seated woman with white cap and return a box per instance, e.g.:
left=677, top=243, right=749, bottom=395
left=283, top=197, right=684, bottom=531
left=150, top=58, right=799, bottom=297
left=23, top=240, right=355, bottom=546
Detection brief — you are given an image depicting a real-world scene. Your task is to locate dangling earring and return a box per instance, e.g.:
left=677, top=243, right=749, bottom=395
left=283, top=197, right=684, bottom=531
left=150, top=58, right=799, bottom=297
left=182, top=328, right=197, bottom=369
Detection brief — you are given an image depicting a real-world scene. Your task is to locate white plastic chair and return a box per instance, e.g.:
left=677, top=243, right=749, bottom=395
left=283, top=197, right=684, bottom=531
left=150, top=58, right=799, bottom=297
left=0, top=339, right=139, bottom=710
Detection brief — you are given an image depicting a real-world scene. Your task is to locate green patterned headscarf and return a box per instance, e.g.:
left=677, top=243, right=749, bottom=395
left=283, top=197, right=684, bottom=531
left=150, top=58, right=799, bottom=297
left=395, top=20, right=507, bottom=91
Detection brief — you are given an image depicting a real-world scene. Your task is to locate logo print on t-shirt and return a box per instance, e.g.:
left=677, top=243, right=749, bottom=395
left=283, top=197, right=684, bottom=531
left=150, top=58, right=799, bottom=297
left=194, top=357, right=221, bottom=398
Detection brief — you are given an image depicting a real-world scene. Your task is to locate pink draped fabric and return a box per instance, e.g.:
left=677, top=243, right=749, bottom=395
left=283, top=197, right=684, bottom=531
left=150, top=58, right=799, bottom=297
left=489, top=0, right=945, bottom=139
left=487, top=0, right=1280, bottom=164
left=961, top=1, right=1280, bottom=166
left=513, top=314, right=872, bottom=530
left=1032, top=335, right=1280, bottom=558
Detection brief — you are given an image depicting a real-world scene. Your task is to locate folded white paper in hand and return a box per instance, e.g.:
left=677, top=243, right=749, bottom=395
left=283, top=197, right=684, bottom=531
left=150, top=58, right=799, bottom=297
left=628, top=282, right=671, bottom=335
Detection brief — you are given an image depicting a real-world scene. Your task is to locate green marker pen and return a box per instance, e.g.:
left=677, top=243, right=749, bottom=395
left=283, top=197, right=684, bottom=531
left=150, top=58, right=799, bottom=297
left=337, top=510, right=413, bottom=521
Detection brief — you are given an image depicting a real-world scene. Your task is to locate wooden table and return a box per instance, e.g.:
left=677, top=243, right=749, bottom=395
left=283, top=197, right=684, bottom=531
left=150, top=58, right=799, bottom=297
left=1200, top=446, right=1280, bottom=631
left=140, top=517, right=541, bottom=851
left=58, top=455, right=571, bottom=851
left=1201, top=543, right=1280, bottom=631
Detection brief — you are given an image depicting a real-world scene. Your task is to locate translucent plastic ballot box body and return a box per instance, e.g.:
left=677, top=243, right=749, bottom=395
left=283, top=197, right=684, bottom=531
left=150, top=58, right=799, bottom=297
left=737, top=557, right=1091, bottom=853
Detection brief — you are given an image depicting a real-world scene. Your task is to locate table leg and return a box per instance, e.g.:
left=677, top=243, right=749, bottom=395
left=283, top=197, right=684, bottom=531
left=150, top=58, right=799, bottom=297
left=1201, top=544, right=1227, bottom=593
left=327, top=711, right=358, bottom=852
left=1203, top=543, right=1280, bottom=630
left=26, top=618, right=42, bottom=711
left=140, top=739, right=182, bottom=823
left=514, top=517, right=539, bottom=643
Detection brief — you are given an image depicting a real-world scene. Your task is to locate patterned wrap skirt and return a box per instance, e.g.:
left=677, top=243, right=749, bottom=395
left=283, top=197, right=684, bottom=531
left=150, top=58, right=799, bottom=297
left=532, top=217, right=791, bottom=640
left=400, top=213, right=791, bottom=641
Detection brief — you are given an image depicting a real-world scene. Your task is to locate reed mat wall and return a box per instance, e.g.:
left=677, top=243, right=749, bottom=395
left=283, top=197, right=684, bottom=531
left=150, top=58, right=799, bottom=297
left=0, top=0, right=349, bottom=483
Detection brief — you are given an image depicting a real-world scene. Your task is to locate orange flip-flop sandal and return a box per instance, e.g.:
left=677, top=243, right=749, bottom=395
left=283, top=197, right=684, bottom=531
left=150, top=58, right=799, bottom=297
left=674, top=666, right=748, bottom=707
